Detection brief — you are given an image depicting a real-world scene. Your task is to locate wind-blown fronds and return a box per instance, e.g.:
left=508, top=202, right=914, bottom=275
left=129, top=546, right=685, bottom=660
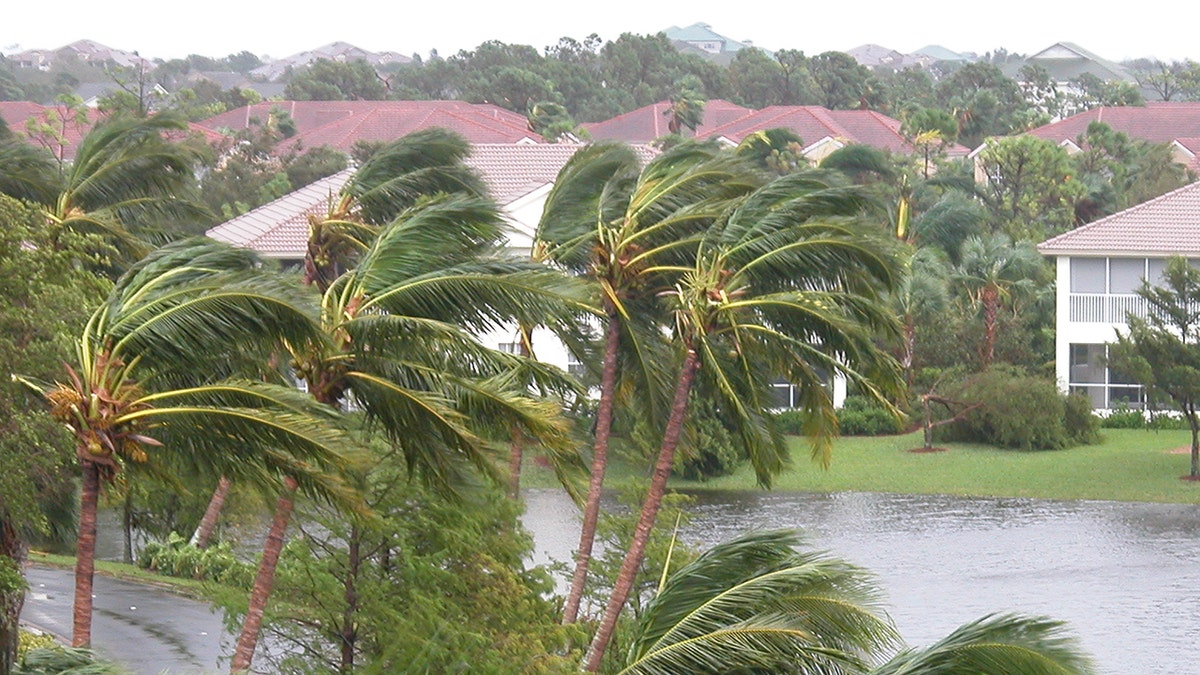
left=623, top=530, right=899, bottom=675
left=871, top=613, right=1096, bottom=675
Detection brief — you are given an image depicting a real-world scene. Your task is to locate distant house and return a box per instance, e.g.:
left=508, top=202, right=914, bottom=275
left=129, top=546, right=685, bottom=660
left=583, top=100, right=970, bottom=162
left=1038, top=180, right=1200, bottom=410
left=846, top=44, right=935, bottom=71
left=663, top=23, right=762, bottom=64
left=250, top=42, right=411, bottom=82
left=1020, top=102, right=1200, bottom=173
left=1004, top=42, right=1136, bottom=99
left=195, top=100, right=544, bottom=152
left=9, top=40, right=152, bottom=72
left=581, top=100, right=752, bottom=143
left=0, top=101, right=224, bottom=161
left=74, top=81, right=170, bottom=108
left=189, top=72, right=288, bottom=100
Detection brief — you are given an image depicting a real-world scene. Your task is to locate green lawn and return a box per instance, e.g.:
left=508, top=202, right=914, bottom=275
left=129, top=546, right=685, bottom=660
left=524, top=428, right=1200, bottom=504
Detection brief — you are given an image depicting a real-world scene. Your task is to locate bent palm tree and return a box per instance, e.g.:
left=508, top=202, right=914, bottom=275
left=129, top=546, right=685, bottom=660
left=0, top=113, right=209, bottom=265
left=585, top=170, right=904, bottom=670
left=537, top=141, right=766, bottom=623
left=623, top=530, right=1096, bottom=675
left=304, top=128, right=485, bottom=291
left=954, top=233, right=1042, bottom=367
left=231, top=193, right=588, bottom=672
left=21, top=239, right=359, bottom=648
left=622, top=530, right=898, bottom=675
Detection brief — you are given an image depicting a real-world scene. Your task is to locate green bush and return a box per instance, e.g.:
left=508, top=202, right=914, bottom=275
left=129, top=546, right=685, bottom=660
left=939, top=366, right=1098, bottom=450
left=1101, top=403, right=1146, bottom=429
left=138, top=533, right=252, bottom=588
left=675, top=401, right=744, bottom=480
left=772, top=398, right=905, bottom=437
left=1064, top=392, right=1101, bottom=445
left=837, top=396, right=906, bottom=436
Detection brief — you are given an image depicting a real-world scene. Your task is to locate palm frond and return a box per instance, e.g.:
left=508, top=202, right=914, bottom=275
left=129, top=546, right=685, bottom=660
left=871, top=613, right=1096, bottom=675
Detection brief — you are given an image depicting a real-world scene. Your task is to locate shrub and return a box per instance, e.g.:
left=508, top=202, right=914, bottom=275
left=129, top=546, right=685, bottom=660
left=1064, top=392, right=1101, bottom=445
left=675, top=401, right=744, bottom=480
left=1101, top=403, right=1146, bottom=429
left=837, top=396, right=907, bottom=436
left=138, top=533, right=252, bottom=588
left=772, top=410, right=807, bottom=436
left=939, top=366, right=1098, bottom=450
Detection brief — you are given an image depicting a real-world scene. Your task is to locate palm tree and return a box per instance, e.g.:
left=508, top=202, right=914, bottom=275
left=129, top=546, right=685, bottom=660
left=537, top=141, right=767, bottom=624
left=19, top=238, right=360, bottom=648
left=620, top=530, right=899, bottom=675
left=954, top=233, right=1043, bottom=368
left=584, top=170, right=904, bottom=670
left=303, top=128, right=485, bottom=291
left=0, top=113, right=209, bottom=264
left=619, top=530, right=1096, bottom=675
left=890, top=247, right=951, bottom=386
left=231, top=193, right=588, bottom=672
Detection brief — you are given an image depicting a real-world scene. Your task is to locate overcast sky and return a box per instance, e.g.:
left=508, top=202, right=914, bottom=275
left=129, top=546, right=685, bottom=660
left=2, top=0, right=1193, bottom=65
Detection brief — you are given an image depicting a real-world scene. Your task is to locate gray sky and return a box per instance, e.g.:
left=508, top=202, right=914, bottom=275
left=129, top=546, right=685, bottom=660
left=2, top=0, right=1193, bottom=64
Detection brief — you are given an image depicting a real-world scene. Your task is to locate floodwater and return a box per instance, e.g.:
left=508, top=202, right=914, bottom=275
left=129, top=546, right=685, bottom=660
left=523, top=488, right=1200, bottom=675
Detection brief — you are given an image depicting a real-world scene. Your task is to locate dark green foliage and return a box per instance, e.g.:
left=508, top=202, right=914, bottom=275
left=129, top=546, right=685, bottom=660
left=675, top=401, right=744, bottom=480
left=14, top=646, right=124, bottom=674
left=1100, top=403, right=1147, bottom=429
left=138, top=533, right=253, bottom=587
left=939, top=367, right=1098, bottom=450
left=284, top=59, right=387, bottom=100
left=837, top=396, right=907, bottom=436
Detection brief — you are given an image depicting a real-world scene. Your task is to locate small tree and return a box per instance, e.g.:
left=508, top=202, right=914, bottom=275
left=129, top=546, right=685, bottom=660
left=1108, top=257, right=1200, bottom=479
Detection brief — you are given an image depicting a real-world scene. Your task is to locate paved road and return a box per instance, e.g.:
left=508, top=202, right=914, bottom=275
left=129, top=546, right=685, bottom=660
left=21, top=565, right=232, bottom=674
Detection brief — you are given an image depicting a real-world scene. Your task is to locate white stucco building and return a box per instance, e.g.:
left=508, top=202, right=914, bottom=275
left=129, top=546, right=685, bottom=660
left=1038, top=180, right=1200, bottom=411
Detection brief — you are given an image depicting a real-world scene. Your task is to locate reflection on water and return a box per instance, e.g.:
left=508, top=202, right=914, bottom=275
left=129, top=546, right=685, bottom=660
left=523, top=488, right=1200, bottom=675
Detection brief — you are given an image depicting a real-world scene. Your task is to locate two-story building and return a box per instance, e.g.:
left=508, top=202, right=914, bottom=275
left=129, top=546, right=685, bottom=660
left=1038, top=180, right=1200, bottom=411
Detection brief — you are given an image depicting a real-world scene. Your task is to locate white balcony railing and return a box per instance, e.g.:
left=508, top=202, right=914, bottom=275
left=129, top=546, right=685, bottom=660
left=1069, top=293, right=1151, bottom=323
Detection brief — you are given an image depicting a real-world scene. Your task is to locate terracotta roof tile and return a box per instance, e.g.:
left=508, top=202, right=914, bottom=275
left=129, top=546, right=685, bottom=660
left=1028, top=102, right=1200, bottom=145
left=1038, top=180, right=1200, bottom=255
left=581, top=100, right=751, bottom=143
left=197, top=101, right=541, bottom=151
left=0, top=102, right=226, bottom=160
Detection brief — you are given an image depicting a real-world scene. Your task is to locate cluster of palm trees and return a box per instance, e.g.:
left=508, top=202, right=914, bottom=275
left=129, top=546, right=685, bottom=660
left=1, top=114, right=1091, bottom=673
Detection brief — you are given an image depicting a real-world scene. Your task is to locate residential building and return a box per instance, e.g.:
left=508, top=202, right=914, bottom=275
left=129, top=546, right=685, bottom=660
left=663, top=23, right=761, bottom=64
left=1038, top=180, right=1200, bottom=410
left=249, top=42, right=411, bottom=82
left=196, top=100, right=543, bottom=152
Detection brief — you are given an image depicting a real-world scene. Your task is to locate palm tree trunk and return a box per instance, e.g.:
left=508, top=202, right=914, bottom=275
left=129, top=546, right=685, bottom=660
left=583, top=347, right=700, bottom=672
left=902, top=318, right=916, bottom=388
left=1, top=519, right=27, bottom=673
left=122, top=491, right=133, bottom=565
left=190, top=476, right=232, bottom=548
left=1189, top=404, right=1199, bottom=479
left=339, top=524, right=360, bottom=673
left=231, top=476, right=298, bottom=673
left=73, top=460, right=101, bottom=647
left=506, top=325, right=533, bottom=499
left=562, top=312, right=622, bottom=624
left=981, top=284, right=999, bottom=368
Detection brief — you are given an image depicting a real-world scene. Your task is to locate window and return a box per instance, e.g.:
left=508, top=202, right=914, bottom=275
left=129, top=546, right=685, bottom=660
left=498, top=342, right=521, bottom=355
left=1071, top=257, right=1171, bottom=294
left=567, top=353, right=587, bottom=379
left=1068, top=343, right=1144, bottom=409
left=1070, top=258, right=1106, bottom=293
left=1109, top=258, right=1147, bottom=294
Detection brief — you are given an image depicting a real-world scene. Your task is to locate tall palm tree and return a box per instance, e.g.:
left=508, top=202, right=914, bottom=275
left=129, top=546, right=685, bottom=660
left=890, top=247, right=950, bottom=386
left=0, top=113, right=209, bottom=264
left=303, top=128, right=485, bottom=291
left=231, top=193, right=588, bottom=672
left=619, top=530, right=1096, bottom=675
left=954, top=233, right=1043, bottom=368
left=537, top=141, right=766, bottom=624
left=19, top=238, right=360, bottom=648
left=584, top=170, right=904, bottom=670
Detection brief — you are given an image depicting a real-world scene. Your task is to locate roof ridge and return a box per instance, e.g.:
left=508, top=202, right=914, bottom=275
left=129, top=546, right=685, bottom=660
left=1039, top=179, right=1200, bottom=248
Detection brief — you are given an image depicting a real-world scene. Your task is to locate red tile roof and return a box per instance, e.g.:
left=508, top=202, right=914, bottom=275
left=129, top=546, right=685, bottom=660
left=704, top=106, right=970, bottom=156
left=582, top=100, right=969, bottom=157
left=1028, top=102, right=1200, bottom=145
left=1038, top=180, right=1200, bottom=255
left=197, top=101, right=543, bottom=151
left=581, top=100, right=751, bottom=143
left=0, top=102, right=226, bottom=160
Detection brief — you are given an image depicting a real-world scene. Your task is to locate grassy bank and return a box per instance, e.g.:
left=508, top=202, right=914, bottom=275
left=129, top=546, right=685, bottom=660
left=28, top=551, right=222, bottom=600
left=524, top=428, right=1200, bottom=504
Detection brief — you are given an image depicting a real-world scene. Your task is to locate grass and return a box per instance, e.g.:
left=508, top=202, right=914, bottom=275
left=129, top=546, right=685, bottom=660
left=522, top=428, right=1200, bottom=504
left=27, top=551, right=225, bottom=600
